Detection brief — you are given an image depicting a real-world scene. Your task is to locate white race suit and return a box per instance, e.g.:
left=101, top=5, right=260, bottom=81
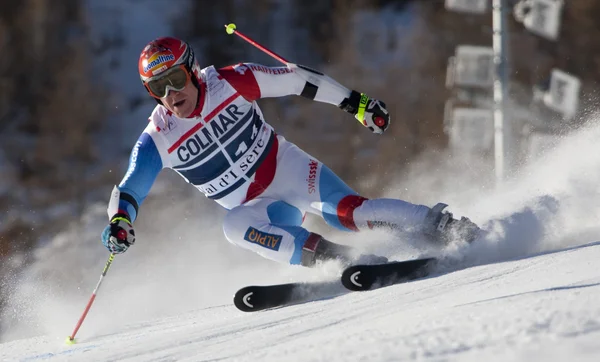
left=114, top=63, right=430, bottom=264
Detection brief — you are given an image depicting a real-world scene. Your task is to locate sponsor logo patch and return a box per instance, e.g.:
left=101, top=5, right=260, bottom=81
left=307, top=159, right=318, bottom=194
left=152, top=65, right=167, bottom=75
left=248, top=64, right=292, bottom=75
left=120, top=140, right=143, bottom=186
left=160, top=116, right=176, bottom=134
left=244, top=227, right=282, bottom=251
left=367, top=220, right=394, bottom=230
left=174, top=104, right=245, bottom=161
left=143, top=53, right=175, bottom=73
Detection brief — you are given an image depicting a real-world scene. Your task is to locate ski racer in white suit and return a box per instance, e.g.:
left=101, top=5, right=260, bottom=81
left=102, top=37, right=481, bottom=266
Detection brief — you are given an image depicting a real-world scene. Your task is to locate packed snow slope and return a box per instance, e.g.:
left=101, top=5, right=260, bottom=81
left=4, top=105, right=600, bottom=360
left=4, top=1, right=600, bottom=360
left=2, top=241, right=600, bottom=361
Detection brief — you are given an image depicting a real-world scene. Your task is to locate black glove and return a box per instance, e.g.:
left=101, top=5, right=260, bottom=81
left=101, top=214, right=136, bottom=254
left=339, top=90, right=390, bottom=134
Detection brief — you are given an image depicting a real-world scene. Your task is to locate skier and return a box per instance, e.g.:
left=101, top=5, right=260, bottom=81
left=101, top=37, right=480, bottom=267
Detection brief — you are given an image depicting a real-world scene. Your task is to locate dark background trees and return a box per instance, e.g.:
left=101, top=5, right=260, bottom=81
left=1, top=0, right=598, bottom=307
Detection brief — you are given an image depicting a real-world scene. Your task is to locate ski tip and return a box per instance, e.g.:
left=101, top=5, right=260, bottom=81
left=233, top=286, right=258, bottom=312
left=65, top=336, right=77, bottom=345
left=341, top=265, right=374, bottom=291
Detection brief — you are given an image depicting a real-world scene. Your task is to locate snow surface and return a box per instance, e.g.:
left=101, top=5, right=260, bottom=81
left=2, top=242, right=600, bottom=361
left=2, top=119, right=600, bottom=361
left=2, top=1, right=600, bottom=359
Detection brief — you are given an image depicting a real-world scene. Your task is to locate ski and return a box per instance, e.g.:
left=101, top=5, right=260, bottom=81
left=233, top=281, right=339, bottom=312
left=234, top=258, right=438, bottom=311
left=341, top=257, right=437, bottom=291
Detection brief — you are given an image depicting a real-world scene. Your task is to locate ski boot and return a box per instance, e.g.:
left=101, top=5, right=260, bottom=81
left=424, top=203, right=481, bottom=244
left=300, top=233, right=388, bottom=267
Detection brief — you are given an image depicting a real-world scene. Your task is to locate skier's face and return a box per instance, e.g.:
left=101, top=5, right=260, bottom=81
left=161, top=78, right=198, bottom=118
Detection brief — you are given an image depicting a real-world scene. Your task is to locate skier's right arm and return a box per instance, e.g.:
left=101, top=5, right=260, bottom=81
left=102, top=132, right=163, bottom=254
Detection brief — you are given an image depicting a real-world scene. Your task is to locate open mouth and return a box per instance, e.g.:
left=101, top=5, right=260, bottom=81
left=173, top=99, right=186, bottom=107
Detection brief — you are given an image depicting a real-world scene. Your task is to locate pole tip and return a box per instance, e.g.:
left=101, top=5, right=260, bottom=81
left=225, top=23, right=237, bottom=35
left=65, top=336, right=77, bottom=345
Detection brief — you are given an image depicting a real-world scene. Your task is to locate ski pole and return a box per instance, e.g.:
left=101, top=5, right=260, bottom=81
left=224, top=23, right=289, bottom=65
left=65, top=253, right=115, bottom=345
left=224, top=23, right=385, bottom=130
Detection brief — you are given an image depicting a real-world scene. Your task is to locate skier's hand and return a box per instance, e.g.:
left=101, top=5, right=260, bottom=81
left=101, top=214, right=135, bottom=254
left=358, top=97, right=390, bottom=134
left=339, top=91, right=390, bottom=134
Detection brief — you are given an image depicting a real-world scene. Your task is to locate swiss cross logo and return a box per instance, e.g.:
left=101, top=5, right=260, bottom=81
left=233, top=64, right=248, bottom=75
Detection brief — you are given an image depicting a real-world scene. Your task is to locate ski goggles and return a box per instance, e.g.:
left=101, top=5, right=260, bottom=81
left=144, top=65, right=191, bottom=98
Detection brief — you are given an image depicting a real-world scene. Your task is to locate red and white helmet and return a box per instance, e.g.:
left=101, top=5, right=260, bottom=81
left=138, top=37, right=202, bottom=98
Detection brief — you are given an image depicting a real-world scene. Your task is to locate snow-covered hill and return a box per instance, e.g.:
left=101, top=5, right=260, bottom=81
left=3, top=2, right=600, bottom=355
left=4, top=0, right=600, bottom=359
left=3, top=110, right=600, bottom=361
left=2, top=241, right=600, bottom=361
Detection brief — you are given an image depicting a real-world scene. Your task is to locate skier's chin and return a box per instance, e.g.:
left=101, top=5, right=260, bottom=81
left=171, top=100, right=191, bottom=118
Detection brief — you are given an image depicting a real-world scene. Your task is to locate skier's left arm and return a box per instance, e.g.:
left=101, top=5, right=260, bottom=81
left=219, top=63, right=390, bottom=134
